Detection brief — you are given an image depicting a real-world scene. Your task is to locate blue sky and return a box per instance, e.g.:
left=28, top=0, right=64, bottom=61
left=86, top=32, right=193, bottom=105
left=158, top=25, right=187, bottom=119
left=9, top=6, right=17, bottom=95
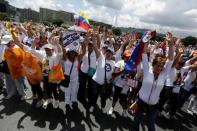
left=7, top=0, right=197, bottom=36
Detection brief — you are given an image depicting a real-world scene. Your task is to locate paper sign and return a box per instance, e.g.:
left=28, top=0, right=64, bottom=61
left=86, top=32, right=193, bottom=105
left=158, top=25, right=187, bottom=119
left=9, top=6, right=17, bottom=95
left=172, top=86, right=181, bottom=93
left=62, top=31, right=80, bottom=50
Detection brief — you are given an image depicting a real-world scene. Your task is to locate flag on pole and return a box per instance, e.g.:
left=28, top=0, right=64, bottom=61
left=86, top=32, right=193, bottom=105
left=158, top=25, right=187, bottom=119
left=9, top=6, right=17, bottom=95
left=124, top=30, right=156, bottom=74
left=77, top=11, right=90, bottom=31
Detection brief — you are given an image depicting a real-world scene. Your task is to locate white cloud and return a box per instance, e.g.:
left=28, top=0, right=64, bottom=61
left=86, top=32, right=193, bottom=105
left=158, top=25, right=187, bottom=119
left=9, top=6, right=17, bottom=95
left=8, top=0, right=57, bottom=11
left=184, top=9, right=197, bottom=17
left=6, top=0, right=197, bottom=36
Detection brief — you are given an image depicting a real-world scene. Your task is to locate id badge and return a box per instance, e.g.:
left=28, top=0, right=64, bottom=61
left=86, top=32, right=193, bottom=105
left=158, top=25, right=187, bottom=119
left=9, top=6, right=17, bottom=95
left=172, top=85, right=180, bottom=93
left=127, top=79, right=138, bottom=88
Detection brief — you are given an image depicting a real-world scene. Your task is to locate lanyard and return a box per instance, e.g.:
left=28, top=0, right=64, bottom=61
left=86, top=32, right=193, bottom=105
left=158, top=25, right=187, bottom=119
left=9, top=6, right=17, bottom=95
left=69, top=61, right=74, bottom=76
left=148, top=78, right=158, bottom=104
left=88, top=52, right=91, bottom=67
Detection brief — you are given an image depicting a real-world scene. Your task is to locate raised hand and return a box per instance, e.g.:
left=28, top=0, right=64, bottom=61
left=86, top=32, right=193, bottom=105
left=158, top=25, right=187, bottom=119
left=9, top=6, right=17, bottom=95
left=166, top=32, right=174, bottom=44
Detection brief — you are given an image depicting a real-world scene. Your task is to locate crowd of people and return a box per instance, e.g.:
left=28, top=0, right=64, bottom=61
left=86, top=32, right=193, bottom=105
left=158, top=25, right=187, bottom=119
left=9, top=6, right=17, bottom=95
left=0, top=21, right=197, bottom=131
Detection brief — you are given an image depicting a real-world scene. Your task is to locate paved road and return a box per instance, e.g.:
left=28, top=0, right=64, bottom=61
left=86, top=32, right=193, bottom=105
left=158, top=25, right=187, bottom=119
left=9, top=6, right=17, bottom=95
left=0, top=87, right=196, bottom=131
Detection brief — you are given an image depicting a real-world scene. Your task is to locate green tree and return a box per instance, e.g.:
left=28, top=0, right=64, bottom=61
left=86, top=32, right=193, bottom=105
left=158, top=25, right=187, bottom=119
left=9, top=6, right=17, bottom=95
left=182, top=36, right=197, bottom=46
left=112, top=28, right=121, bottom=36
left=43, top=21, right=51, bottom=26
left=52, top=19, right=64, bottom=27
left=0, top=12, right=9, bottom=20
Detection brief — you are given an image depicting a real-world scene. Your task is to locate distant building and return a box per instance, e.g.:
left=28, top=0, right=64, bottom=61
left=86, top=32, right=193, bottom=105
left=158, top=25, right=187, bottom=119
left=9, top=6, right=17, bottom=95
left=89, top=19, right=112, bottom=29
left=18, top=8, right=39, bottom=22
left=0, top=0, right=8, bottom=13
left=39, top=8, right=74, bottom=24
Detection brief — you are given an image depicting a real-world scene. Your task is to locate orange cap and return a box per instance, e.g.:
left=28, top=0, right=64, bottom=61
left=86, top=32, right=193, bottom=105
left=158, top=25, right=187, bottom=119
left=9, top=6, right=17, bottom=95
left=123, top=50, right=131, bottom=57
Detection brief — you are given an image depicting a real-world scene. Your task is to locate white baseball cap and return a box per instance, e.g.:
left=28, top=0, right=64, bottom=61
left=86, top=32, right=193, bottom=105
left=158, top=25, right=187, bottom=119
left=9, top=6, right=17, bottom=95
left=1, top=35, right=13, bottom=45
left=42, top=44, right=54, bottom=50
left=106, top=47, right=114, bottom=54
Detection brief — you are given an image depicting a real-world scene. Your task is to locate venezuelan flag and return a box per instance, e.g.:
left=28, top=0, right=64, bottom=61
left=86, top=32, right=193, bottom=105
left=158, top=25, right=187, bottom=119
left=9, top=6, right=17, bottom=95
left=77, top=11, right=90, bottom=31
left=124, top=30, right=156, bottom=74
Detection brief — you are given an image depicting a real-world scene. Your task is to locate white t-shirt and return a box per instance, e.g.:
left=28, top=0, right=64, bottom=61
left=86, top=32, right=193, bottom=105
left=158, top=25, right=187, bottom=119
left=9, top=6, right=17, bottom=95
left=92, top=54, right=115, bottom=85
left=139, top=54, right=173, bottom=105
left=23, top=45, right=62, bottom=68
left=183, top=71, right=196, bottom=91
left=114, top=60, right=128, bottom=88
left=80, top=51, right=97, bottom=74
left=114, top=49, right=122, bottom=62
left=64, top=59, right=79, bottom=82
left=153, top=48, right=163, bottom=55
left=0, top=45, right=6, bottom=62
left=18, top=32, right=27, bottom=43
left=165, top=61, right=190, bottom=87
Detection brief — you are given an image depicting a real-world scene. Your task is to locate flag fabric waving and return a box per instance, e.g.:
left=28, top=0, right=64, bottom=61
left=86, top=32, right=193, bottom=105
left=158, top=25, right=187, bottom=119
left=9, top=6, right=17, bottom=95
left=77, top=11, right=90, bottom=31
left=124, top=30, right=156, bottom=74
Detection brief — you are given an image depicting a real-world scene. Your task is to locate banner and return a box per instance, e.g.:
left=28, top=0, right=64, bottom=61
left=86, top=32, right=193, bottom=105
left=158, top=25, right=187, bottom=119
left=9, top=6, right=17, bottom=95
left=62, top=31, right=80, bottom=51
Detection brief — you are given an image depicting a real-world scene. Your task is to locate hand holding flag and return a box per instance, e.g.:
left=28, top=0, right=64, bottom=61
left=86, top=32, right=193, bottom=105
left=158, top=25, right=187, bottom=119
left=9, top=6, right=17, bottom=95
left=124, top=30, right=156, bottom=74
left=76, top=11, right=90, bottom=31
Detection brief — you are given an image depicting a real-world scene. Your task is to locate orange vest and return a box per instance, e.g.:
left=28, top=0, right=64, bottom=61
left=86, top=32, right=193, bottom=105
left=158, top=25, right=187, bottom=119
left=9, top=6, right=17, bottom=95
left=22, top=52, right=43, bottom=84
left=4, top=46, right=25, bottom=80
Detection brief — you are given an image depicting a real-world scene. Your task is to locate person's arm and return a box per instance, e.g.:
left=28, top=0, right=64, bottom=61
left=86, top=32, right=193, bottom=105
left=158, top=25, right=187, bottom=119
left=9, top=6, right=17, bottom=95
left=59, top=35, right=67, bottom=61
left=78, top=42, right=87, bottom=62
left=26, top=22, right=35, bottom=38
left=171, top=47, right=184, bottom=68
left=96, top=32, right=101, bottom=49
left=142, top=43, right=149, bottom=75
left=166, top=32, right=174, bottom=61
left=121, top=35, right=130, bottom=51
left=189, top=64, right=197, bottom=72
left=18, top=26, right=28, bottom=36
left=48, top=30, right=56, bottom=44
left=188, top=56, right=197, bottom=65
left=10, top=28, right=24, bottom=49
left=92, top=35, right=100, bottom=60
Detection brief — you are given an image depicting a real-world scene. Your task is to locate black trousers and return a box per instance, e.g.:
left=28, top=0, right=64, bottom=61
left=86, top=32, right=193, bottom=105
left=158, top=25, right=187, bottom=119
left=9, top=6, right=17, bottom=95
left=113, top=85, right=127, bottom=109
left=178, top=88, right=191, bottom=108
left=43, top=77, right=59, bottom=100
left=100, top=83, right=113, bottom=108
left=169, top=92, right=179, bottom=116
left=29, top=81, right=43, bottom=100
left=78, top=70, right=92, bottom=102
left=157, top=86, right=173, bottom=112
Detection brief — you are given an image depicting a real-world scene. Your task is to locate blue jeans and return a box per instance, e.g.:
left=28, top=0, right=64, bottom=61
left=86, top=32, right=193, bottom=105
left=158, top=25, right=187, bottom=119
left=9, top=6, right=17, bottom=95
left=133, top=110, right=157, bottom=131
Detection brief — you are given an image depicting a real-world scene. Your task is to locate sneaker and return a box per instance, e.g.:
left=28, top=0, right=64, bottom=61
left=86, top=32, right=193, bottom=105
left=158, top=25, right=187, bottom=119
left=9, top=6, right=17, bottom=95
left=89, top=106, right=94, bottom=113
left=122, top=110, right=127, bottom=118
left=192, top=109, right=197, bottom=115
left=170, top=115, right=176, bottom=119
left=166, top=112, right=175, bottom=119
left=101, top=107, right=105, bottom=113
left=43, top=99, right=52, bottom=108
left=53, top=100, right=59, bottom=109
left=36, top=100, right=44, bottom=108
left=187, top=109, right=193, bottom=115
left=158, top=112, right=162, bottom=117
left=21, top=95, right=28, bottom=101
left=108, top=107, right=114, bottom=115
left=26, top=95, right=38, bottom=100
left=4, top=95, right=12, bottom=100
